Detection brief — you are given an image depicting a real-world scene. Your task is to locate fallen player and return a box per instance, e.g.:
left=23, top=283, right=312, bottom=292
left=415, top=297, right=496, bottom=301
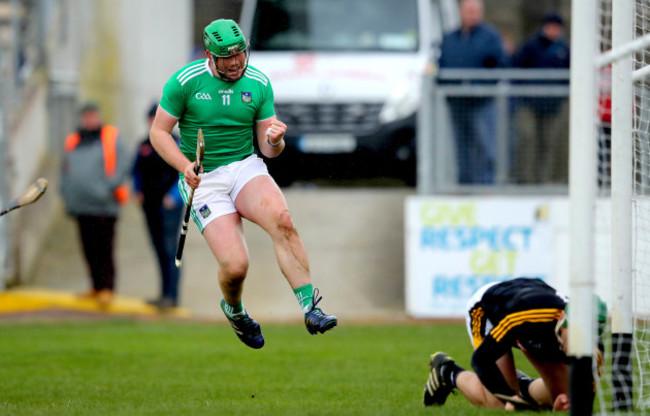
left=423, top=277, right=606, bottom=411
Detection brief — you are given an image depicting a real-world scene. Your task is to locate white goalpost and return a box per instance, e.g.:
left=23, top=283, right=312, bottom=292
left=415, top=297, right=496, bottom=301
left=571, top=0, right=650, bottom=414
left=568, top=0, right=598, bottom=412
left=609, top=0, right=634, bottom=412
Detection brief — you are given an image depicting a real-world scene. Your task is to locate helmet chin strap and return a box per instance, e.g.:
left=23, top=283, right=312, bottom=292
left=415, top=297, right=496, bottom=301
left=555, top=311, right=567, bottom=348
left=216, top=66, right=246, bottom=82
left=211, top=51, right=249, bottom=82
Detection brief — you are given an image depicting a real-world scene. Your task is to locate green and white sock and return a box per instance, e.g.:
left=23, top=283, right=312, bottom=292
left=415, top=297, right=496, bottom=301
left=293, top=284, right=314, bottom=312
left=221, top=298, right=246, bottom=318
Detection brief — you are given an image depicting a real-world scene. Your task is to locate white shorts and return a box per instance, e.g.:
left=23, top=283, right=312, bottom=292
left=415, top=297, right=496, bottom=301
left=178, top=154, right=270, bottom=232
left=465, top=281, right=499, bottom=347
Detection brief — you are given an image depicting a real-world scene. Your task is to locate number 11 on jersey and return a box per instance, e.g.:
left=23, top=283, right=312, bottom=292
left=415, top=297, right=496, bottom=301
left=222, top=95, right=230, bottom=106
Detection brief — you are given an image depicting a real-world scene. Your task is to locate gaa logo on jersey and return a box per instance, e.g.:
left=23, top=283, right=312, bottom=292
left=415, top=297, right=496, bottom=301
left=199, top=204, right=212, bottom=219
left=241, top=92, right=252, bottom=103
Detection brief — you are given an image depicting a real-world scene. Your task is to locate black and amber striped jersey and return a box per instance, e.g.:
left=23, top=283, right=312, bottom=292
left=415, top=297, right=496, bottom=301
left=465, top=277, right=568, bottom=396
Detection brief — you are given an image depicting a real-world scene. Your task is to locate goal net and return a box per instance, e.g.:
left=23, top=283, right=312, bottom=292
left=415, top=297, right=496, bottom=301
left=589, top=0, right=650, bottom=414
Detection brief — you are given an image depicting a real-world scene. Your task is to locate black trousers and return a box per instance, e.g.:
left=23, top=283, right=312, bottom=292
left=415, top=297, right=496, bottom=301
left=76, top=215, right=117, bottom=291
left=142, top=203, right=183, bottom=302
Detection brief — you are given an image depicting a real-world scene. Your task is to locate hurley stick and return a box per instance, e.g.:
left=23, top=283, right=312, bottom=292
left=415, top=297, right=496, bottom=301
left=0, top=178, right=48, bottom=217
left=175, top=129, right=205, bottom=267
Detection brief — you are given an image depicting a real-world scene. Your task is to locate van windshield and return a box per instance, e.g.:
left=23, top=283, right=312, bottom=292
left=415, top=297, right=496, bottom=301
left=250, top=0, right=419, bottom=52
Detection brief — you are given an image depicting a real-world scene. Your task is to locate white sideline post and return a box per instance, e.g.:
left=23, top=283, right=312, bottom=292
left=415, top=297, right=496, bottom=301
left=568, top=0, right=598, bottom=414
left=610, top=0, right=634, bottom=410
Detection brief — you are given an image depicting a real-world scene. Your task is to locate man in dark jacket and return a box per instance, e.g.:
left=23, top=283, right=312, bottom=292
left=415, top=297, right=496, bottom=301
left=438, top=0, right=507, bottom=185
left=133, top=104, right=183, bottom=309
left=60, top=102, right=130, bottom=305
left=512, top=13, right=570, bottom=184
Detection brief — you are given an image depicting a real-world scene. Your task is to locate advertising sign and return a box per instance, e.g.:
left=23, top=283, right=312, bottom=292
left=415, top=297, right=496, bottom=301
left=405, top=197, right=556, bottom=317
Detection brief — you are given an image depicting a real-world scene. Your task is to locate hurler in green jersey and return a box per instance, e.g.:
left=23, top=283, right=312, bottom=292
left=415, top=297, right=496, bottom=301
left=151, top=19, right=337, bottom=349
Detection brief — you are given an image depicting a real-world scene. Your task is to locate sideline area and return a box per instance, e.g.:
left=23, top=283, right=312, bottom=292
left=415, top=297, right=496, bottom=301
left=0, top=287, right=191, bottom=318
left=9, top=189, right=409, bottom=321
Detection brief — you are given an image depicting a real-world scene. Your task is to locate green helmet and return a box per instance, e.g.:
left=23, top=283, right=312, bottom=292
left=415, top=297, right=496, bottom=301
left=560, top=295, right=608, bottom=336
left=203, top=19, right=248, bottom=57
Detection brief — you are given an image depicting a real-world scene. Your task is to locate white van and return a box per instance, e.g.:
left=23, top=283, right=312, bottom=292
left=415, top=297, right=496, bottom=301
left=239, top=0, right=459, bottom=185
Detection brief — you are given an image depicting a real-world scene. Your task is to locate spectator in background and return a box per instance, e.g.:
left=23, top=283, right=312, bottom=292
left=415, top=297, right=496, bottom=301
left=597, top=65, right=612, bottom=187
left=133, top=104, right=184, bottom=310
left=60, top=102, right=130, bottom=305
left=438, top=0, right=507, bottom=185
left=512, top=12, right=571, bottom=184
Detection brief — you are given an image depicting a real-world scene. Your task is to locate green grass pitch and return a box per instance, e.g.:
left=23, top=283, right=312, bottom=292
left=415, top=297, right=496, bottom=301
left=0, top=320, right=547, bottom=415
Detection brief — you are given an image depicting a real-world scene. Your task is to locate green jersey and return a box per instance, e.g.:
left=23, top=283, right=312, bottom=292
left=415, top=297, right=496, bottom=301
left=159, top=59, right=275, bottom=172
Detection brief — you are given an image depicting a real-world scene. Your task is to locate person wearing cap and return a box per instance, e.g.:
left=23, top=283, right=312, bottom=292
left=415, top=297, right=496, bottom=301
left=512, top=12, right=571, bottom=185
left=60, top=102, right=130, bottom=305
left=149, top=19, right=337, bottom=349
left=132, top=103, right=184, bottom=310
left=422, top=277, right=607, bottom=412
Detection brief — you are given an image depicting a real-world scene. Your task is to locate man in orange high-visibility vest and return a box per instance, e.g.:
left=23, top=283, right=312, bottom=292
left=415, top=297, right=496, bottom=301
left=60, top=102, right=130, bottom=306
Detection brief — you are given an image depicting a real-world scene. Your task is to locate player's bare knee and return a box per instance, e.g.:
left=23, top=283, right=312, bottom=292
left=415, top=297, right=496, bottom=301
left=274, top=209, right=297, bottom=238
left=220, top=260, right=248, bottom=282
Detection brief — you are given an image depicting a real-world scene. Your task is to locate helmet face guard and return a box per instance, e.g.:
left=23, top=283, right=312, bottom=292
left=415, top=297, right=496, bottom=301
left=555, top=295, right=608, bottom=345
left=209, top=47, right=250, bottom=82
left=203, top=19, right=249, bottom=82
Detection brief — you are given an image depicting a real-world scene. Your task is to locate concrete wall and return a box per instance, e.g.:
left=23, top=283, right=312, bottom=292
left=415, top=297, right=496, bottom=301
left=78, top=0, right=193, bottom=146
left=30, top=188, right=410, bottom=320
left=5, top=84, right=54, bottom=284
left=4, top=0, right=193, bottom=285
left=116, top=0, right=193, bottom=146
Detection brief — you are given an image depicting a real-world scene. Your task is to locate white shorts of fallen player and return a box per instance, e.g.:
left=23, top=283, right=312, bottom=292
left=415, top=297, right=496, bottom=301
left=178, top=154, right=270, bottom=233
left=464, top=280, right=500, bottom=345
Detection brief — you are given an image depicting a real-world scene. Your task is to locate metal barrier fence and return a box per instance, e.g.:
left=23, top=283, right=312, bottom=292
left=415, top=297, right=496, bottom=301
left=0, top=0, right=49, bottom=121
left=417, top=69, right=571, bottom=195
left=0, top=0, right=56, bottom=289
